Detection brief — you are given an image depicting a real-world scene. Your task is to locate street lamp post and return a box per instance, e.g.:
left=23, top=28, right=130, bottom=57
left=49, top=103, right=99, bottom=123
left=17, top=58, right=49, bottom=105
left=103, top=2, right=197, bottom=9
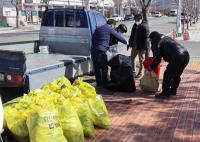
left=176, top=0, right=182, bottom=36
left=118, top=0, right=120, bottom=16
left=102, top=0, right=105, bottom=16
left=36, top=0, right=39, bottom=24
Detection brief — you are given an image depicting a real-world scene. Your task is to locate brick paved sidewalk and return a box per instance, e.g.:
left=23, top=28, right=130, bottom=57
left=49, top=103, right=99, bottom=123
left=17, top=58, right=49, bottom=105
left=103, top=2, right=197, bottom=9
left=86, top=59, right=200, bottom=142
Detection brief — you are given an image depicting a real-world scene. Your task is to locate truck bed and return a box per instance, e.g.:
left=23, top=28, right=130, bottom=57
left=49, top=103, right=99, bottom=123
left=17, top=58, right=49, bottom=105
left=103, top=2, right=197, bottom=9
left=26, top=53, right=82, bottom=73
left=25, top=53, right=92, bottom=89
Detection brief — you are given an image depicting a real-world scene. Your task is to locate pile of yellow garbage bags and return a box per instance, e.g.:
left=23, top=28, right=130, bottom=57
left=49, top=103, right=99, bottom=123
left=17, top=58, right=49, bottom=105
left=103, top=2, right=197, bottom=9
left=3, top=77, right=109, bottom=142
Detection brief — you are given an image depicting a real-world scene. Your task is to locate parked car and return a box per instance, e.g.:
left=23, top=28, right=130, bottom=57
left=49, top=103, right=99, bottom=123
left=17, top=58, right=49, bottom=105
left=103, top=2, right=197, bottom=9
left=170, top=9, right=177, bottom=16
left=111, top=15, right=123, bottom=22
left=124, top=14, right=134, bottom=21
left=154, top=12, right=162, bottom=17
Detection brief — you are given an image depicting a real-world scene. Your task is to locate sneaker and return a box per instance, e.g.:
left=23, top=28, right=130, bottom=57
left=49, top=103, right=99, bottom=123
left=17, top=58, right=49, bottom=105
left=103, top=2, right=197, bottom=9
left=155, top=92, right=170, bottom=99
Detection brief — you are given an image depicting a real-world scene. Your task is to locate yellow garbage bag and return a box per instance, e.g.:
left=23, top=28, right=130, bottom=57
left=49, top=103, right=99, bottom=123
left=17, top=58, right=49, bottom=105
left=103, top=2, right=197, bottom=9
left=27, top=108, right=67, bottom=142
left=88, top=95, right=109, bottom=129
left=57, top=98, right=84, bottom=142
left=4, top=103, right=31, bottom=142
left=48, top=80, right=61, bottom=92
left=28, top=89, right=56, bottom=109
left=56, top=76, right=71, bottom=88
left=70, top=97, right=95, bottom=138
left=73, top=78, right=96, bottom=98
left=41, top=83, right=53, bottom=93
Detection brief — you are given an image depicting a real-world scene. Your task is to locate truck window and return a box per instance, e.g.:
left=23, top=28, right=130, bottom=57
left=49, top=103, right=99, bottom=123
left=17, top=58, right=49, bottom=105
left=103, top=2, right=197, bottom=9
left=55, top=10, right=64, bottom=27
left=41, top=10, right=54, bottom=27
left=65, top=12, right=75, bottom=27
left=76, top=11, right=88, bottom=28
left=65, top=11, right=88, bottom=28
left=95, top=13, right=106, bottom=27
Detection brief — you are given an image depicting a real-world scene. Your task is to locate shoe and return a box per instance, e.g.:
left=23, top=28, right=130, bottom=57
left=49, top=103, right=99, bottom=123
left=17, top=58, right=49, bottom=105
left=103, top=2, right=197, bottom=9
left=155, top=92, right=170, bottom=99
left=170, top=89, right=177, bottom=96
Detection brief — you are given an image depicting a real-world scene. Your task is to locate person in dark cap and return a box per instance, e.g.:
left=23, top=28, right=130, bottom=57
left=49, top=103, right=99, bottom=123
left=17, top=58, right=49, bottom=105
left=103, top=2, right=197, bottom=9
left=109, top=24, right=128, bottom=46
left=91, top=19, right=127, bottom=87
left=148, top=31, right=190, bottom=99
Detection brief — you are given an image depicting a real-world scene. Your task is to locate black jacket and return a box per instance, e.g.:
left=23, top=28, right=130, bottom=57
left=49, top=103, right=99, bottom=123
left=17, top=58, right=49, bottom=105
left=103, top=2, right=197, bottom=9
left=150, top=36, right=189, bottom=69
left=135, top=22, right=150, bottom=50
left=128, top=23, right=137, bottom=47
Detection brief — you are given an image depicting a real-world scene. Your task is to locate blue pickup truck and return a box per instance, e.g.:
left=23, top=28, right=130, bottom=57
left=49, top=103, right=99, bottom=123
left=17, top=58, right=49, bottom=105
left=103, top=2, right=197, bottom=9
left=0, top=8, right=107, bottom=103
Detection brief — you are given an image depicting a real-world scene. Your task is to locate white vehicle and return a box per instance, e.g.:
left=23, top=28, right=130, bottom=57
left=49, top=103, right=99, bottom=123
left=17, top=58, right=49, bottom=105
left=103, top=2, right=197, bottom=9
left=111, top=15, right=123, bottom=21
left=170, top=9, right=177, bottom=16
left=154, top=12, right=162, bottom=17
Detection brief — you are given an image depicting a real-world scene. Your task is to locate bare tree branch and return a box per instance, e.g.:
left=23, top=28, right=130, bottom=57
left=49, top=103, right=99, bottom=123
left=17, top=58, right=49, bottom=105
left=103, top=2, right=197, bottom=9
left=139, top=0, right=144, bottom=8
left=145, top=0, right=152, bottom=9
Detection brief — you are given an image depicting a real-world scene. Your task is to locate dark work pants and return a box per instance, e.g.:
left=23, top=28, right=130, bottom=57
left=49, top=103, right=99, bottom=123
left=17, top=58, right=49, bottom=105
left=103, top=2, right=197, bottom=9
left=91, top=49, right=108, bottom=85
left=162, top=52, right=190, bottom=95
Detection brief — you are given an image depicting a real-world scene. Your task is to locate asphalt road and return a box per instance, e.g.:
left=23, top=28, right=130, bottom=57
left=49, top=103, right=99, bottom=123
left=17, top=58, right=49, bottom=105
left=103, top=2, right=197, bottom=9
left=0, top=16, right=176, bottom=43
left=0, top=16, right=199, bottom=57
left=122, top=16, right=176, bottom=37
left=0, top=30, right=39, bottom=43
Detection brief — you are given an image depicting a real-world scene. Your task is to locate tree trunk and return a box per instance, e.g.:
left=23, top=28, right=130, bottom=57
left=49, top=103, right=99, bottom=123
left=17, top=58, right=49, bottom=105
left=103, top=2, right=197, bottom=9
left=142, top=8, right=149, bottom=24
left=16, top=7, right=19, bottom=28
left=190, top=15, right=192, bottom=26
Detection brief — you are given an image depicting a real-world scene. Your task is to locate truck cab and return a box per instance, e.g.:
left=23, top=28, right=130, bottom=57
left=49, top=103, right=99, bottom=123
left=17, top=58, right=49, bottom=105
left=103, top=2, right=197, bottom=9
left=39, top=8, right=107, bottom=56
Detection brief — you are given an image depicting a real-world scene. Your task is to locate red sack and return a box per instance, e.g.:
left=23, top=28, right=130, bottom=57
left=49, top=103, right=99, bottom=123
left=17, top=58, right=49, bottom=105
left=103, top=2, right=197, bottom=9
left=143, top=57, right=160, bottom=77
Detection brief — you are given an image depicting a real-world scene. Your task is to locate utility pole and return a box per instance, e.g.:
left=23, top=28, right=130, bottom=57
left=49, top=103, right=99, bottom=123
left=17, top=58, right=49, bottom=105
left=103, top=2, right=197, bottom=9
left=85, top=0, right=90, bottom=9
left=176, top=0, right=182, bottom=36
left=118, top=0, right=120, bottom=16
left=102, top=0, right=105, bottom=15
left=36, top=0, right=39, bottom=24
left=162, top=0, right=164, bottom=15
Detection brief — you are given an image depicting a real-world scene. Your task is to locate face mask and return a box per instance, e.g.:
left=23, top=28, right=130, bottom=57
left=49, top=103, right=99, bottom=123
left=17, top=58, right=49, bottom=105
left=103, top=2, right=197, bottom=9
left=136, top=21, right=141, bottom=25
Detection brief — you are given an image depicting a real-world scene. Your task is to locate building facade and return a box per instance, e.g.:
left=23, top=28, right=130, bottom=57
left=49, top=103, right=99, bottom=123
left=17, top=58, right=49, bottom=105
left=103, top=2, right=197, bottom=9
left=0, top=0, right=114, bottom=27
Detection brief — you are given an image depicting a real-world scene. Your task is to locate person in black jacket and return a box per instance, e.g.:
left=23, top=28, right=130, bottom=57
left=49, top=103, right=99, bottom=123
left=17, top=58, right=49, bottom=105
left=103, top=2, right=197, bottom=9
left=109, top=24, right=128, bottom=46
left=128, top=14, right=150, bottom=78
left=148, top=31, right=190, bottom=99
